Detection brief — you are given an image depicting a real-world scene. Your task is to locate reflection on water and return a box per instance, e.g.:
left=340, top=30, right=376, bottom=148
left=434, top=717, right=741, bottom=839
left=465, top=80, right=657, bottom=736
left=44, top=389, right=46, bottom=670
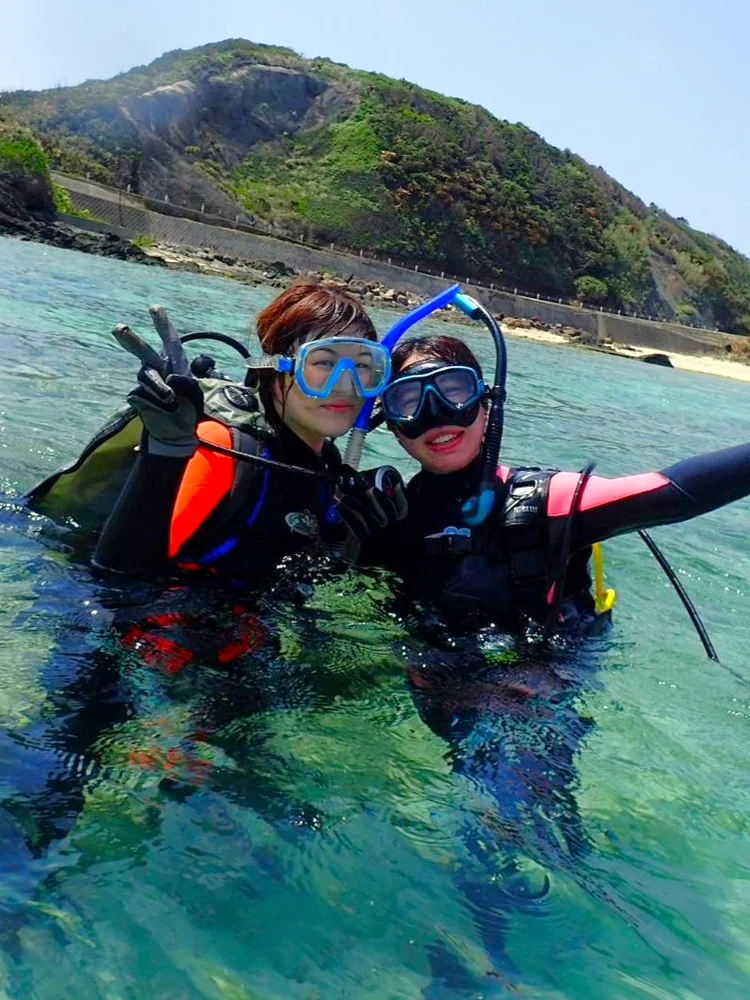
left=2, top=236, right=750, bottom=998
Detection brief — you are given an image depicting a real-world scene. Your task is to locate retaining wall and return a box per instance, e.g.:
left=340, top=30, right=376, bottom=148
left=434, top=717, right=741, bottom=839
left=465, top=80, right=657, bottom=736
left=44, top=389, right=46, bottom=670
left=57, top=178, right=747, bottom=359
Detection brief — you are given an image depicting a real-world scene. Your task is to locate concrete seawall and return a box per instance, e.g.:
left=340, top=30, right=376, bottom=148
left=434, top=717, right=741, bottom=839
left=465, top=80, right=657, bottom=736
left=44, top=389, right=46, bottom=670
left=56, top=175, right=747, bottom=359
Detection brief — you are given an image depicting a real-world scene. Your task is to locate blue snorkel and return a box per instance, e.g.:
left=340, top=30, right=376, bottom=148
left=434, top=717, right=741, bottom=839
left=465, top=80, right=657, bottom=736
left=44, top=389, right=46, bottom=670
left=343, top=284, right=463, bottom=468
left=343, top=285, right=508, bottom=529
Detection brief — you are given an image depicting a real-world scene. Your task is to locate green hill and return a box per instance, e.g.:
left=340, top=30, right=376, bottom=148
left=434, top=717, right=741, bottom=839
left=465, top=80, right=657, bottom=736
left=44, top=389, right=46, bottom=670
left=2, top=38, right=748, bottom=333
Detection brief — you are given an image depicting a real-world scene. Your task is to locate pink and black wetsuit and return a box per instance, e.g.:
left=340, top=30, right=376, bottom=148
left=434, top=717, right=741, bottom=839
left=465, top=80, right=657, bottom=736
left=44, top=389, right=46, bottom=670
left=369, top=442, right=750, bottom=632
left=543, top=442, right=750, bottom=549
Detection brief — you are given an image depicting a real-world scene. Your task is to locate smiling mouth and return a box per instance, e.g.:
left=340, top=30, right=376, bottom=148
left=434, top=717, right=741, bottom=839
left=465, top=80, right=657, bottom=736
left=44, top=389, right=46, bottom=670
left=425, top=429, right=464, bottom=450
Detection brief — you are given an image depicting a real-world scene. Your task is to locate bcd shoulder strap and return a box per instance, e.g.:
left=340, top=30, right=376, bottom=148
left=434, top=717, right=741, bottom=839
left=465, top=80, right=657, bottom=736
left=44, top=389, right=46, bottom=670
left=500, top=468, right=557, bottom=618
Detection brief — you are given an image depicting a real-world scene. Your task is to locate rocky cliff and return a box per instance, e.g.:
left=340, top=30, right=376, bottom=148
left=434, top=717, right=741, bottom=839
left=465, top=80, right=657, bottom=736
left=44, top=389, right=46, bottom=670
left=0, top=125, right=162, bottom=263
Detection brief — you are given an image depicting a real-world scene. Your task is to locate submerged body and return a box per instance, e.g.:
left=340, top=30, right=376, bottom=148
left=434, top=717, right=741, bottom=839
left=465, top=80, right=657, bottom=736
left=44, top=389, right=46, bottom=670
left=368, top=331, right=750, bottom=984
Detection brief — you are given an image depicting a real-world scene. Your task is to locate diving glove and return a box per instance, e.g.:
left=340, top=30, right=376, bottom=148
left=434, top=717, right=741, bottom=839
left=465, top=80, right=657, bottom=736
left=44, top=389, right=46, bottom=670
left=113, top=306, right=203, bottom=458
left=333, top=465, right=408, bottom=544
left=127, top=368, right=204, bottom=458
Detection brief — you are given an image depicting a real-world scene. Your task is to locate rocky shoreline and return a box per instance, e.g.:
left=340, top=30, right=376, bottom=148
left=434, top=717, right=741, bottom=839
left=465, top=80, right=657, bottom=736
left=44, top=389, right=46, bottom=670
left=5, top=213, right=750, bottom=382
left=0, top=213, right=165, bottom=265
left=138, top=240, right=582, bottom=332
left=137, top=240, right=432, bottom=310
left=136, top=242, right=679, bottom=360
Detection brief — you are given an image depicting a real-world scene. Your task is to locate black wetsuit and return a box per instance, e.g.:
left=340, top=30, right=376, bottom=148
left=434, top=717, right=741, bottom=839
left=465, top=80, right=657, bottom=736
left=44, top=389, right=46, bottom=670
left=370, top=442, right=750, bottom=631
left=94, top=423, right=347, bottom=580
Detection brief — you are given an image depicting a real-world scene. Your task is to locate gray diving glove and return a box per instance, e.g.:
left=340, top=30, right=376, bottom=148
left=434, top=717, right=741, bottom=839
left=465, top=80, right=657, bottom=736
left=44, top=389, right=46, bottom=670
left=112, top=305, right=204, bottom=458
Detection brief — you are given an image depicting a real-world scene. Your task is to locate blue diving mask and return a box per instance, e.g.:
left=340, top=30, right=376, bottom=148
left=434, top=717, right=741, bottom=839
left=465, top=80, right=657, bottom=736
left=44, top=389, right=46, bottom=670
left=247, top=336, right=391, bottom=400
left=382, top=363, right=486, bottom=440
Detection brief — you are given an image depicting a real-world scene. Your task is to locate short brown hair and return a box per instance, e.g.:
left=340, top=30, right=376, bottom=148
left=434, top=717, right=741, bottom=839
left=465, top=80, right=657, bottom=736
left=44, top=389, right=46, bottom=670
left=391, top=334, right=484, bottom=379
left=256, top=279, right=376, bottom=354
left=254, top=279, right=377, bottom=418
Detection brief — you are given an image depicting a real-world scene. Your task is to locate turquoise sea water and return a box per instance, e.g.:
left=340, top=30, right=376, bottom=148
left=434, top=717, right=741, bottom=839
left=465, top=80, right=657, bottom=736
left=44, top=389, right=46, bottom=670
left=1, top=235, right=750, bottom=998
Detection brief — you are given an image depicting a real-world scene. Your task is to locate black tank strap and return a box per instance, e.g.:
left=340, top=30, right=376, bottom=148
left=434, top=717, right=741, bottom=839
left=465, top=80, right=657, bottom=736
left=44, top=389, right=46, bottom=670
left=502, top=470, right=556, bottom=620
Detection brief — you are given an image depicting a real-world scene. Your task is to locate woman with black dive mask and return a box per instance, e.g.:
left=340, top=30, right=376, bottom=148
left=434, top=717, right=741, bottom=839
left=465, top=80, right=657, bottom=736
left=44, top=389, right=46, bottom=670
left=371, top=332, right=750, bottom=638
left=382, top=358, right=487, bottom=475
left=363, top=330, right=750, bottom=988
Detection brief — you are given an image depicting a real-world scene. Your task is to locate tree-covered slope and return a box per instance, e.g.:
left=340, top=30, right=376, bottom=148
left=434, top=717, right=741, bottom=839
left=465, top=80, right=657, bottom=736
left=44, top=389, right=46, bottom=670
left=2, top=39, right=748, bottom=332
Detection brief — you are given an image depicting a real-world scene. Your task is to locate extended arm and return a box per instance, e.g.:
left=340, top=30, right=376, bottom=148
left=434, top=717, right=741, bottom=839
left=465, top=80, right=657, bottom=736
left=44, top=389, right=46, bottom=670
left=547, top=443, right=750, bottom=549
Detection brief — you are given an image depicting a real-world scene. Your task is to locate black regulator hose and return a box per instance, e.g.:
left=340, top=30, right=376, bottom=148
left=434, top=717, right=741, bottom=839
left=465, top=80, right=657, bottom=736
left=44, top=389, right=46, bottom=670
left=638, top=529, right=720, bottom=663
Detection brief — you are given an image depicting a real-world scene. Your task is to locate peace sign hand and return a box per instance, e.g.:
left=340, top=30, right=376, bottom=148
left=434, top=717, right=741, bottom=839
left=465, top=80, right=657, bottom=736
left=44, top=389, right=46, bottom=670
left=112, top=306, right=203, bottom=458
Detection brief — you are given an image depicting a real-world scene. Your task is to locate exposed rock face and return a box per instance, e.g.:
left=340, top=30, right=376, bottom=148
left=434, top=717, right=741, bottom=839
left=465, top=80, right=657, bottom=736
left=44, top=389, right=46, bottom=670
left=127, top=66, right=326, bottom=163
left=0, top=165, right=55, bottom=232
left=197, top=66, right=327, bottom=164
left=116, top=65, right=334, bottom=217
left=124, top=79, right=199, bottom=149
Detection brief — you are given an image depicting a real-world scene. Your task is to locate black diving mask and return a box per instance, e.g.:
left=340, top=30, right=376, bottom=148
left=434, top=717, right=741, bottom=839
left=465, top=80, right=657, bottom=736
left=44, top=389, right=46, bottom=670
left=382, top=363, right=486, bottom=440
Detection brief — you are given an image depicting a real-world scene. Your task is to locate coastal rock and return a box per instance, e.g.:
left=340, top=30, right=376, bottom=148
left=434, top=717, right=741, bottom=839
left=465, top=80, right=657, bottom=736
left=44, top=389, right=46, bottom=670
left=263, top=260, right=296, bottom=278
left=640, top=353, right=674, bottom=368
left=505, top=317, right=535, bottom=330
left=0, top=162, right=55, bottom=232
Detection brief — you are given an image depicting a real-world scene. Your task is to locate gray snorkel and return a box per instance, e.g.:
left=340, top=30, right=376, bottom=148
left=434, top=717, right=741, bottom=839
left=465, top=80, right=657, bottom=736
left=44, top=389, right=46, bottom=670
left=450, top=294, right=508, bottom=527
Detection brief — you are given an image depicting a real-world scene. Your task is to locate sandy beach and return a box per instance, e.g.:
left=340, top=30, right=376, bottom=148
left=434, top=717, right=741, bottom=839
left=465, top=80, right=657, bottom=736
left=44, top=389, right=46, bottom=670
left=502, top=323, right=750, bottom=384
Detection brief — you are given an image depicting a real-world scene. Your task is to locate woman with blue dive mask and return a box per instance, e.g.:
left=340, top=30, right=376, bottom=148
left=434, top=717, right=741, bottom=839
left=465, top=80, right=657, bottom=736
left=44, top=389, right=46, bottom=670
left=12, top=283, right=408, bottom=906
left=84, top=279, right=406, bottom=581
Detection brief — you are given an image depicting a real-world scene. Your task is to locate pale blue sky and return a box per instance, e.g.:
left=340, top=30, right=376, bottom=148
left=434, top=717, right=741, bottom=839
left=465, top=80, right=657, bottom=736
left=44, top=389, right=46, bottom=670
left=3, top=0, right=748, bottom=255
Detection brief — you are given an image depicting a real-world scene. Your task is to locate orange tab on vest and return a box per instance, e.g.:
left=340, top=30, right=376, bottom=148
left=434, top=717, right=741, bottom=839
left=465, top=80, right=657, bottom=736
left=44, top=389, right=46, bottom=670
left=168, top=421, right=234, bottom=559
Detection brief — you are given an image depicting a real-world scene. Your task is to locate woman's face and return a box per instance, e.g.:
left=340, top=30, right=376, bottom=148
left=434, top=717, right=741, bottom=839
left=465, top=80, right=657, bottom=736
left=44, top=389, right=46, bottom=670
left=272, top=331, right=372, bottom=450
left=389, top=352, right=486, bottom=474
